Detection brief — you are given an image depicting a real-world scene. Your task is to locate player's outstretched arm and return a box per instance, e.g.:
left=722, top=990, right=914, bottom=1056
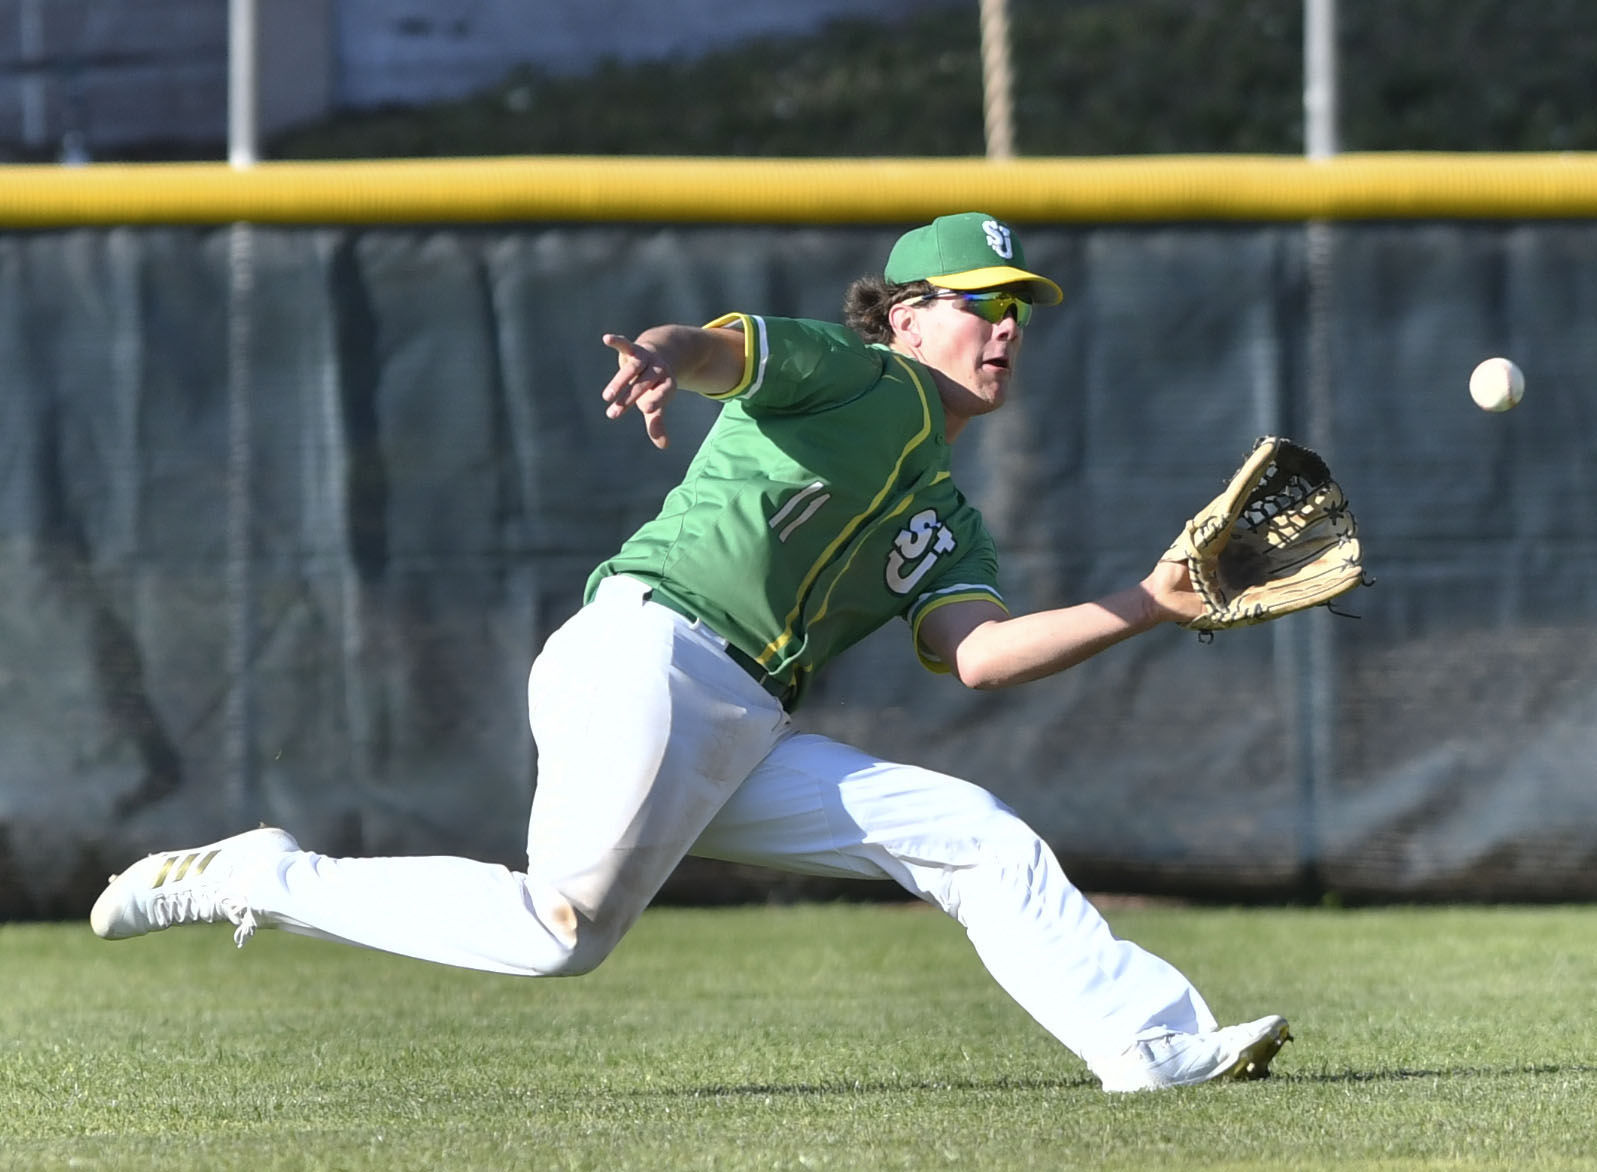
left=600, top=326, right=746, bottom=450
left=919, top=560, right=1206, bottom=690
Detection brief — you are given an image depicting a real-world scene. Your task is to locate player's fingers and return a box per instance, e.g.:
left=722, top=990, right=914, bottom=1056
left=633, top=382, right=675, bottom=417
left=601, top=332, right=641, bottom=363
left=643, top=406, right=671, bottom=450
left=604, top=381, right=641, bottom=418
left=628, top=382, right=673, bottom=448
left=601, top=334, right=638, bottom=375
left=600, top=334, right=675, bottom=418
left=607, top=373, right=677, bottom=424
left=599, top=336, right=645, bottom=404
left=601, top=333, right=676, bottom=447
left=600, top=355, right=656, bottom=417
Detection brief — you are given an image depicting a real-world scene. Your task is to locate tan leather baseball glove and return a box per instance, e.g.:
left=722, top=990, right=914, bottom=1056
left=1164, top=436, right=1366, bottom=631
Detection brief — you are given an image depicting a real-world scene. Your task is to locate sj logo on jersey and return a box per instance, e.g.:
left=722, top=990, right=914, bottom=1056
left=886, top=509, right=956, bottom=594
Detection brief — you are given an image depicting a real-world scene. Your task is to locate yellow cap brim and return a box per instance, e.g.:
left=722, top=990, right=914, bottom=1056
left=927, top=265, right=1064, bottom=306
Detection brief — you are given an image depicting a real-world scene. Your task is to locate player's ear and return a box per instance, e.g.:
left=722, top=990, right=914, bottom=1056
left=888, top=300, right=921, bottom=347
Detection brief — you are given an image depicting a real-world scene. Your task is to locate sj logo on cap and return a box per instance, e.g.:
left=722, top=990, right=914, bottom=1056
left=982, top=220, right=1014, bottom=260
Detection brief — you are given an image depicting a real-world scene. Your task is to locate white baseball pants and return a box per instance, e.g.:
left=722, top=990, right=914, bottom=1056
left=247, top=574, right=1217, bottom=1071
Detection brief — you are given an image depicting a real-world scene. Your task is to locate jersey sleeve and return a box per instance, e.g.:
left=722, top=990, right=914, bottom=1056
left=702, top=314, right=885, bottom=413
left=904, top=529, right=1007, bottom=674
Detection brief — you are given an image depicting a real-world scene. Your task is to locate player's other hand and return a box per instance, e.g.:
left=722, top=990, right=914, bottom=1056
left=601, top=333, right=676, bottom=449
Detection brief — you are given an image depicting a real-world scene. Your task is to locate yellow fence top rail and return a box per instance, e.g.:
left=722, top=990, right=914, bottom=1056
left=4, top=153, right=1597, bottom=226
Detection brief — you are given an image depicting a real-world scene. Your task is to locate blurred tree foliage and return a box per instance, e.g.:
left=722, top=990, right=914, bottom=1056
left=271, top=0, right=1597, bottom=159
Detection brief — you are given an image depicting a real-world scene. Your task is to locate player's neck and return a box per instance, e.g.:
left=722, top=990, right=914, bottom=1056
left=888, top=342, right=994, bottom=443
left=931, top=370, right=1002, bottom=444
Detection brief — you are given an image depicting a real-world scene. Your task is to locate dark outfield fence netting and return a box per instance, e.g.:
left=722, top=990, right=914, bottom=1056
left=2, top=221, right=1595, bottom=917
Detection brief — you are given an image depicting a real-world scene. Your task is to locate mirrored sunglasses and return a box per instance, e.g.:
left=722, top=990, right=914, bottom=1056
left=919, top=289, right=1033, bottom=327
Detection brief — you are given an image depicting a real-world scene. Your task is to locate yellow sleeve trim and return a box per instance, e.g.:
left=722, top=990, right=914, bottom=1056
left=701, top=312, right=758, bottom=401
left=910, top=589, right=1009, bottom=674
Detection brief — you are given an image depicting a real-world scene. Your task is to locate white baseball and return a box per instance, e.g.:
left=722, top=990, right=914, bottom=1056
left=1468, top=357, right=1525, bottom=413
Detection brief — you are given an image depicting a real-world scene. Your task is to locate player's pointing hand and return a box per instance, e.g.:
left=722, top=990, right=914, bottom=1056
left=601, top=333, right=676, bottom=450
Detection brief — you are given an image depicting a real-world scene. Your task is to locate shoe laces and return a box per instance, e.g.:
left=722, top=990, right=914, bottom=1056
left=148, top=889, right=260, bottom=948
left=1128, top=1031, right=1183, bottom=1063
left=231, top=909, right=261, bottom=948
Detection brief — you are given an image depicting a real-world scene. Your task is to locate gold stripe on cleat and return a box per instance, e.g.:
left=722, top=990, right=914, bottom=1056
left=150, top=848, right=223, bottom=888
left=1230, top=1019, right=1291, bottom=1080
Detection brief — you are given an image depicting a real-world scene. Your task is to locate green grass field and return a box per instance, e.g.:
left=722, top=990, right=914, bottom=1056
left=3, top=902, right=1594, bottom=1171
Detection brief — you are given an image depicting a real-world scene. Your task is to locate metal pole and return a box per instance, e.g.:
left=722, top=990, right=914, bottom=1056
left=1292, top=0, right=1339, bottom=900
left=226, top=0, right=260, bottom=814
left=226, top=221, right=258, bottom=824
left=1304, top=0, right=1339, bottom=159
left=19, top=0, right=45, bottom=148
left=229, top=0, right=259, bottom=168
left=979, top=0, right=1016, bottom=159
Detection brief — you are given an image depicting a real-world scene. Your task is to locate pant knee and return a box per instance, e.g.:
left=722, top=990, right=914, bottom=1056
left=520, top=882, right=628, bottom=977
left=928, top=813, right=1065, bottom=924
left=534, top=918, right=623, bottom=977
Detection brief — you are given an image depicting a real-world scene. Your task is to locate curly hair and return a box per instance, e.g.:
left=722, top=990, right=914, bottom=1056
left=842, top=275, right=934, bottom=344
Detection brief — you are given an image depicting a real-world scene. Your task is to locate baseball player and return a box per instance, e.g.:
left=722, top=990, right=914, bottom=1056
left=91, top=212, right=1289, bottom=1092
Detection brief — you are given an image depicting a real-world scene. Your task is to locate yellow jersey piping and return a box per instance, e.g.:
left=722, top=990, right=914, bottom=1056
left=754, top=350, right=934, bottom=667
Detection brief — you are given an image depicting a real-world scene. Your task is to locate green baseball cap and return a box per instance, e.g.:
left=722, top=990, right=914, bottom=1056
left=884, top=212, right=1063, bottom=305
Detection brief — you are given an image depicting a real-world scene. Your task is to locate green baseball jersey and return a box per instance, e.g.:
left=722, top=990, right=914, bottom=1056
left=586, top=314, right=1006, bottom=708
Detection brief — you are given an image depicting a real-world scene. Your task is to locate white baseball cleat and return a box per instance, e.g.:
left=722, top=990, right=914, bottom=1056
left=90, top=827, right=299, bottom=947
left=1097, top=1014, right=1292, bottom=1093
